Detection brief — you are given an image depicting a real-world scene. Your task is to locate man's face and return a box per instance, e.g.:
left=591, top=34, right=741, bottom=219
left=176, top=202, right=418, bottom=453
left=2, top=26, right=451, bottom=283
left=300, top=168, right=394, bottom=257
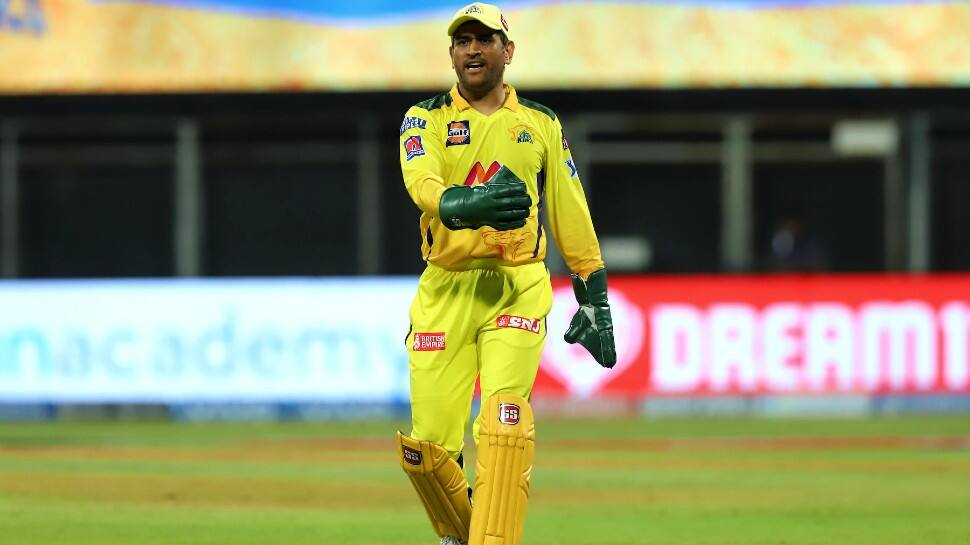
left=449, top=20, right=514, bottom=95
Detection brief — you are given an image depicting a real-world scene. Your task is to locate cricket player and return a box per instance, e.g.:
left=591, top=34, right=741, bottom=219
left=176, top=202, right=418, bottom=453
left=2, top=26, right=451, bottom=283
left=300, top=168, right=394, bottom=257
left=396, top=4, right=617, bottom=545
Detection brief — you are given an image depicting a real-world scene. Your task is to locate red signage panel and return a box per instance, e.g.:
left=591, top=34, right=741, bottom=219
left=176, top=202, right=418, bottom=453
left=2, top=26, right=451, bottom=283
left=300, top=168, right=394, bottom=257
left=536, top=275, right=970, bottom=397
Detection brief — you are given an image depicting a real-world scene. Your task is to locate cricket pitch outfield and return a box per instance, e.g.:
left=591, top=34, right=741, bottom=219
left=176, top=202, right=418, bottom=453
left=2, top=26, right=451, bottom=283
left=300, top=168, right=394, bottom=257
left=1, top=416, right=968, bottom=545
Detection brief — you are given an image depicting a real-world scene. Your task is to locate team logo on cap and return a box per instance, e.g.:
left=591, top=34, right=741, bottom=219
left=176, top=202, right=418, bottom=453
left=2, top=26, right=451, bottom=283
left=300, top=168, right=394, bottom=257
left=404, top=135, right=425, bottom=161
left=465, top=5, right=482, bottom=14
left=446, top=120, right=471, bottom=147
left=498, top=403, right=520, bottom=425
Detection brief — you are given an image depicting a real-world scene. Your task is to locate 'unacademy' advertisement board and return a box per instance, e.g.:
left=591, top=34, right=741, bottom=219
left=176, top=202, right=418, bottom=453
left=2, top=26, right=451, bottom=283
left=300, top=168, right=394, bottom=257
left=0, top=279, right=414, bottom=403
left=4, top=275, right=970, bottom=411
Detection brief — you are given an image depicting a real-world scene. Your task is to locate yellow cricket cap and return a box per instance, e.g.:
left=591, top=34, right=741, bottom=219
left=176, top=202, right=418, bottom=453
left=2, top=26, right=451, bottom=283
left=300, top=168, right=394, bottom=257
left=447, top=3, right=511, bottom=41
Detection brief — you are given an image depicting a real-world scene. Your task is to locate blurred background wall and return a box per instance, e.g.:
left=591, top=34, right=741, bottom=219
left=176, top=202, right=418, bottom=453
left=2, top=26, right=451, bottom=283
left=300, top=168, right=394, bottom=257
left=1, top=0, right=969, bottom=419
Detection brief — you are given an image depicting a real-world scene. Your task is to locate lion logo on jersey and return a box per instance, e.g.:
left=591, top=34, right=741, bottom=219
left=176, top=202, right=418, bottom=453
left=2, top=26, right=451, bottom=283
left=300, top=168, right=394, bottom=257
left=482, top=229, right=531, bottom=260
left=508, top=123, right=536, bottom=144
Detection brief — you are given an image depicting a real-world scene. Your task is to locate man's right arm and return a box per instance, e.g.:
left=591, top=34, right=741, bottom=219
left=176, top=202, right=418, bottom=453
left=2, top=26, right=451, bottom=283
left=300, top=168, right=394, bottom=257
left=399, top=106, right=447, bottom=216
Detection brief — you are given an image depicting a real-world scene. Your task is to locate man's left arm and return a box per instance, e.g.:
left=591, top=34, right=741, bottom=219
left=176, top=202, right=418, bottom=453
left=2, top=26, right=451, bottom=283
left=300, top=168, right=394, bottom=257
left=543, top=118, right=603, bottom=280
left=543, top=117, right=616, bottom=368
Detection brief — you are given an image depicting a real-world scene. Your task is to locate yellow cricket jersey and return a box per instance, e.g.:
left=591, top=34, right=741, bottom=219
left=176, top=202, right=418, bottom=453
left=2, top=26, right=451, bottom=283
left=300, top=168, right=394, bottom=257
left=399, top=84, right=604, bottom=279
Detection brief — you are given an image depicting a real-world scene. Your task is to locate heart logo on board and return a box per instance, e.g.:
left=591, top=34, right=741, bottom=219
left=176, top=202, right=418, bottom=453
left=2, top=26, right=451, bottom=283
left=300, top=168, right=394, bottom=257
left=541, top=286, right=645, bottom=397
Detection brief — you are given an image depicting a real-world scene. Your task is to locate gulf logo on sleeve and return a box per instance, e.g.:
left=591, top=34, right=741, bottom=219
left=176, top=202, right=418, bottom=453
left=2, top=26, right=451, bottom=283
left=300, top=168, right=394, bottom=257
left=404, top=135, right=425, bottom=161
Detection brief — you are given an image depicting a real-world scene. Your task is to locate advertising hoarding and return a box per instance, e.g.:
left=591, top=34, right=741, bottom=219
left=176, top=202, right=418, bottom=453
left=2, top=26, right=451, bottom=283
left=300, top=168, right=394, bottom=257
left=1, top=275, right=969, bottom=403
left=0, top=279, right=413, bottom=402
left=1, top=1, right=968, bottom=93
left=537, top=274, right=970, bottom=397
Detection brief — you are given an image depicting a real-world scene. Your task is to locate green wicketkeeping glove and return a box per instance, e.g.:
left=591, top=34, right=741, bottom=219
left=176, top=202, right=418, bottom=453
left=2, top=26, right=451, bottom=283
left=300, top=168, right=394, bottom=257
left=563, top=269, right=617, bottom=368
left=438, top=166, right=532, bottom=231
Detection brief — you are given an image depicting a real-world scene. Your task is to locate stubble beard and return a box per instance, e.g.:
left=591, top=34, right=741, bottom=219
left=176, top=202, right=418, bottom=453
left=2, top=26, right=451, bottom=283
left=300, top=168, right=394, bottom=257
left=456, top=65, right=504, bottom=100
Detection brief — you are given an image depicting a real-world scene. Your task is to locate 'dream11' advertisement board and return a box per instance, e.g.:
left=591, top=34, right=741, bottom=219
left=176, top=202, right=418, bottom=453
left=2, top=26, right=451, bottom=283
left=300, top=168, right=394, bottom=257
left=1, top=275, right=969, bottom=403
left=1, top=1, right=969, bottom=93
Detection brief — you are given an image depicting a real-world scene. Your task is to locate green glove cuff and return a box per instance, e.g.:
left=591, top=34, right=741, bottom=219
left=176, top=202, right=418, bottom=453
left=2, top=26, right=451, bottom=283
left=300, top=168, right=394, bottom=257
left=569, top=273, right=589, bottom=305
left=438, top=186, right=475, bottom=230
left=585, top=269, right=609, bottom=306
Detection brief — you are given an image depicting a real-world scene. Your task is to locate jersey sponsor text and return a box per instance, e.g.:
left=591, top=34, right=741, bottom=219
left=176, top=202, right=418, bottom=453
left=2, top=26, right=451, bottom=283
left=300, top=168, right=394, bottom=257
left=446, top=120, right=471, bottom=147
left=464, top=161, right=502, bottom=186
left=412, top=332, right=446, bottom=351
left=400, top=116, right=427, bottom=135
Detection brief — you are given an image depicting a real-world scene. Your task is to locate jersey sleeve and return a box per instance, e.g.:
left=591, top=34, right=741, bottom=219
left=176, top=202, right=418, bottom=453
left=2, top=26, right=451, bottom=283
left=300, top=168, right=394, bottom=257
left=399, top=106, right=447, bottom=216
left=544, top=116, right=605, bottom=280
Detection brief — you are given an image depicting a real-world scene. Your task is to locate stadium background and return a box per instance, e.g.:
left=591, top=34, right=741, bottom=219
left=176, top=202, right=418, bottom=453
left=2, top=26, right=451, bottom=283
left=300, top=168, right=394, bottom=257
left=1, top=1, right=969, bottom=544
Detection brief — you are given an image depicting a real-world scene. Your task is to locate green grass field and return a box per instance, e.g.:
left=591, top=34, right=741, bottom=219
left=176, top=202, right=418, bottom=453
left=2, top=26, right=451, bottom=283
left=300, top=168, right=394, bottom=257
left=1, top=416, right=969, bottom=545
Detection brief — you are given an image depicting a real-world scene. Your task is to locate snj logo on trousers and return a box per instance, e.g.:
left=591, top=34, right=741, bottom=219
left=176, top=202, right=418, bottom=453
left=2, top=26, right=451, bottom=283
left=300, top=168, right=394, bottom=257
left=412, top=332, right=446, bottom=351
left=498, top=403, right=520, bottom=425
left=402, top=446, right=423, bottom=465
left=496, top=314, right=541, bottom=333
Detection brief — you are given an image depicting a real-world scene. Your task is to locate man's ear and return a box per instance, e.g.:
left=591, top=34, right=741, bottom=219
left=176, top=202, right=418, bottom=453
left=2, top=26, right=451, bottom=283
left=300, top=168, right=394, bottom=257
left=449, top=44, right=455, bottom=69
left=505, top=40, right=515, bottom=65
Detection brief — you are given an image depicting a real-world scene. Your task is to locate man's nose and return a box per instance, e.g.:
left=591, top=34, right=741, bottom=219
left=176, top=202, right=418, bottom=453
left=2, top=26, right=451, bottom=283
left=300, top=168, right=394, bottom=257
left=468, top=38, right=483, bottom=54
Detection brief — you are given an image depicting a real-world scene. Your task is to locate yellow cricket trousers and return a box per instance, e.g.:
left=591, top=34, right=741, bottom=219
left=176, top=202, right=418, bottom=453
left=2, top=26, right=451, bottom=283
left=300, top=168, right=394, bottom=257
left=406, top=260, right=552, bottom=458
